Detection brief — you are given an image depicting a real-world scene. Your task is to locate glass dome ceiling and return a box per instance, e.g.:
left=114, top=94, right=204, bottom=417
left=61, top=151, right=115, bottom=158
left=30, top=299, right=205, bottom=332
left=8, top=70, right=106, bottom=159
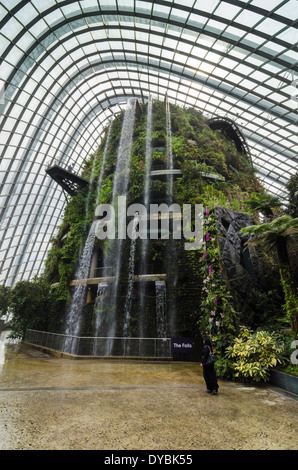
left=0, top=0, right=297, bottom=286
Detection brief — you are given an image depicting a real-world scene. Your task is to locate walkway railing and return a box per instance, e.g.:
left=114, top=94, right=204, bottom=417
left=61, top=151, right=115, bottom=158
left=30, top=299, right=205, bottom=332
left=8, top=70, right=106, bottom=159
left=24, top=329, right=172, bottom=358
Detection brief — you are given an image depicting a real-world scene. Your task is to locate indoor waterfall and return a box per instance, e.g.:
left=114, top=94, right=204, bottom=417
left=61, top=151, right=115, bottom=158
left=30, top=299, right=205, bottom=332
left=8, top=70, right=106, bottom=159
left=165, top=98, right=177, bottom=336
left=64, top=98, right=176, bottom=355
left=123, top=212, right=139, bottom=338
left=165, top=97, right=173, bottom=198
left=139, top=96, right=153, bottom=337
left=92, top=282, right=108, bottom=355
left=102, top=98, right=137, bottom=350
left=95, top=116, right=113, bottom=207
left=64, top=220, right=97, bottom=353
left=63, top=116, right=113, bottom=353
left=155, top=280, right=167, bottom=354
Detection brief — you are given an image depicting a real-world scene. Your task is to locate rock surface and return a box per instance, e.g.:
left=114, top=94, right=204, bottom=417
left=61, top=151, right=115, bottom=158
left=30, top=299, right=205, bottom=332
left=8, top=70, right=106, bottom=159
left=214, top=206, right=280, bottom=325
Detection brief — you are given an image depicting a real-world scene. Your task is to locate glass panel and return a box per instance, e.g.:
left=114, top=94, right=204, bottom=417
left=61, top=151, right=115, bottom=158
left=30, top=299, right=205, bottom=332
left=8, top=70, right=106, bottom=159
left=276, top=0, right=297, bottom=19
left=135, top=1, right=152, bottom=14
left=236, top=10, right=263, bottom=28
left=117, top=0, right=134, bottom=11
left=214, top=3, right=241, bottom=20
left=277, top=27, right=298, bottom=43
left=251, top=0, right=284, bottom=9
left=170, top=8, right=189, bottom=22
left=0, top=34, right=11, bottom=55
left=0, top=0, right=296, bottom=285
left=152, top=4, right=171, bottom=18
left=14, top=2, right=39, bottom=25
left=33, top=0, right=57, bottom=12
left=1, top=17, right=23, bottom=39
left=61, top=2, right=81, bottom=18
left=255, top=17, right=284, bottom=35
left=193, top=0, right=220, bottom=14
left=187, top=13, right=206, bottom=29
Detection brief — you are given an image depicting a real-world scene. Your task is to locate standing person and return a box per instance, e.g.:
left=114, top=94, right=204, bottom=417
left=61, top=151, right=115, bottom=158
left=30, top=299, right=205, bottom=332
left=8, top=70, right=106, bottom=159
left=201, top=338, right=219, bottom=395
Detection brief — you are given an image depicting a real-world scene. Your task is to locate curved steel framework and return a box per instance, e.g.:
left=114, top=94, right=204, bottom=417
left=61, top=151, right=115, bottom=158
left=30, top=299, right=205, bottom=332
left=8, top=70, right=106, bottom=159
left=207, top=116, right=251, bottom=158
left=0, top=0, right=297, bottom=286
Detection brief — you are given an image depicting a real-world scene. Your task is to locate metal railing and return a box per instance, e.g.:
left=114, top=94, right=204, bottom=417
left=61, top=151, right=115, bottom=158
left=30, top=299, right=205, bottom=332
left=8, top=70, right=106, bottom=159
left=24, top=329, right=172, bottom=358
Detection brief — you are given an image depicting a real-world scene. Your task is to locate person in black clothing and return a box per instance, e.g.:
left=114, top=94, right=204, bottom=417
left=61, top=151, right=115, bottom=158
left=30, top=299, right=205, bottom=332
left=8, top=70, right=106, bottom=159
left=201, top=338, right=219, bottom=395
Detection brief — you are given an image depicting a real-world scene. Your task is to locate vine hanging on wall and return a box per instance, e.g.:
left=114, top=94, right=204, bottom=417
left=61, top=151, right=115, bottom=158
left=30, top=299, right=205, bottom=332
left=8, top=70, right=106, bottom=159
left=198, top=205, right=238, bottom=348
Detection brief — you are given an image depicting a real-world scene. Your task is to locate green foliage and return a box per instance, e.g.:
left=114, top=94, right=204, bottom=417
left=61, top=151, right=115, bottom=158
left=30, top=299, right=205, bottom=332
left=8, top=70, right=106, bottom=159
left=279, top=335, right=298, bottom=376
left=243, top=192, right=281, bottom=218
left=241, top=215, right=298, bottom=334
left=280, top=264, right=298, bottom=333
left=44, top=188, right=94, bottom=301
left=286, top=170, right=298, bottom=218
left=198, top=206, right=238, bottom=345
left=214, top=355, right=236, bottom=381
left=38, top=100, right=287, bottom=362
left=9, top=276, right=64, bottom=338
left=240, top=215, right=298, bottom=249
left=0, top=285, right=11, bottom=318
left=225, top=326, right=286, bottom=382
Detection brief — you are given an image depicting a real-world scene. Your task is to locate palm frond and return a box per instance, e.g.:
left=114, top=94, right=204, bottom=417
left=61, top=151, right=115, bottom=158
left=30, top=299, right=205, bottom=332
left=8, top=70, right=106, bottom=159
left=243, top=192, right=281, bottom=212
left=240, top=215, right=298, bottom=254
left=241, top=215, right=298, bottom=238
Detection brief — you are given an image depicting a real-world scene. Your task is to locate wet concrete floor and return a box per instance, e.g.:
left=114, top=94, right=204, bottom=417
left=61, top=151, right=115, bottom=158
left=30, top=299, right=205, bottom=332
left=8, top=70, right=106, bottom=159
left=0, top=331, right=297, bottom=450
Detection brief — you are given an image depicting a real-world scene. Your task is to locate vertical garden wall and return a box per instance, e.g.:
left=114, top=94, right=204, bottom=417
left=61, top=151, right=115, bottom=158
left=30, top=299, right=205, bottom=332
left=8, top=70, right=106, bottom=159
left=38, top=99, right=287, bottom=358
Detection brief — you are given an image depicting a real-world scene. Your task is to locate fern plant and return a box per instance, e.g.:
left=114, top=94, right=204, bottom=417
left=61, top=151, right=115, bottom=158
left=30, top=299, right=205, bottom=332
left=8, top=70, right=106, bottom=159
left=241, top=215, right=298, bottom=334
left=243, top=191, right=281, bottom=219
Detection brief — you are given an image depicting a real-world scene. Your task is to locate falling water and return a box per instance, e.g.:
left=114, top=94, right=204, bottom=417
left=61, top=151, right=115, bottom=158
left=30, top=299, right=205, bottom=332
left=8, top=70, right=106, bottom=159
left=139, top=96, right=153, bottom=337
left=95, top=116, right=113, bottom=208
left=92, top=282, right=108, bottom=355
left=63, top=118, right=113, bottom=353
left=165, top=97, right=177, bottom=336
left=165, top=97, right=173, bottom=198
left=112, top=98, right=137, bottom=200
left=155, top=280, right=168, bottom=357
left=123, top=212, right=139, bottom=337
left=144, top=96, right=153, bottom=211
left=82, top=156, right=97, bottom=232
left=73, top=149, right=99, bottom=269
left=155, top=280, right=167, bottom=337
left=64, top=220, right=97, bottom=353
left=103, top=98, right=137, bottom=347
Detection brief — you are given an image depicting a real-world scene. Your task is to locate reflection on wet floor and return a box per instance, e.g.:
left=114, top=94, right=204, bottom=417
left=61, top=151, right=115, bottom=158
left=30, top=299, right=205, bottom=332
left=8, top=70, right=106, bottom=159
left=0, top=330, right=21, bottom=367
left=0, top=329, right=298, bottom=450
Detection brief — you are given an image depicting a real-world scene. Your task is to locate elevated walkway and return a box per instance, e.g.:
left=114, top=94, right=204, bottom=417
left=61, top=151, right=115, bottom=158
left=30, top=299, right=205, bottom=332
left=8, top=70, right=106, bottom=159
left=150, top=169, right=182, bottom=177
left=207, top=116, right=251, bottom=160
left=51, top=273, right=167, bottom=289
left=150, top=167, right=224, bottom=181
left=201, top=171, right=224, bottom=181
left=46, top=165, right=89, bottom=195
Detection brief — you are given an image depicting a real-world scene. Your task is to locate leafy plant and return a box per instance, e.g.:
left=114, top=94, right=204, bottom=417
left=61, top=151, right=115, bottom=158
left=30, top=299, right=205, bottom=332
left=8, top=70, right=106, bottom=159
left=225, top=326, right=285, bottom=382
left=243, top=191, right=281, bottom=219
left=9, top=276, right=64, bottom=338
left=0, top=285, right=11, bottom=318
left=38, top=101, right=285, bottom=350
left=241, top=215, right=298, bottom=334
left=198, top=206, right=238, bottom=343
left=286, top=171, right=298, bottom=218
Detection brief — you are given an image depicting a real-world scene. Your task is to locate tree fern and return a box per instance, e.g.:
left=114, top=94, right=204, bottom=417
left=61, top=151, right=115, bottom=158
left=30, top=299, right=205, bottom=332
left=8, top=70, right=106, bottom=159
left=241, top=215, right=298, bottom=334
